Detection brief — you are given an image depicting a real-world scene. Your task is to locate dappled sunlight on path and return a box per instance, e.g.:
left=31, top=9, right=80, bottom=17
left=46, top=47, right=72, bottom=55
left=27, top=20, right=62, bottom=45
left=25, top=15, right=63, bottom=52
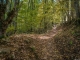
left=6, top=26, right=63, bottom=60
left=13, top=26, right=62, bottom=40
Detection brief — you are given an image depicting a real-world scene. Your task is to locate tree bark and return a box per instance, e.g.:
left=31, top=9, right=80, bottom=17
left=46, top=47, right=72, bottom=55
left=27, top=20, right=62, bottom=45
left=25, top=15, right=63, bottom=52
left=73, top=0, right=80, bottom=18
left=0, top=1, right=21, bottom=38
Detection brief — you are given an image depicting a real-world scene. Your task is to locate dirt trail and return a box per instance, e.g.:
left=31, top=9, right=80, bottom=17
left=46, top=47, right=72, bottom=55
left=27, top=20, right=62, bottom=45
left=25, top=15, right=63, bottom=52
left=1, top=25, right=79, bottom=60
left=10, top=26, right=62, bottom=60
left=0, top=27, right=62, bottom=60
left=14, top=26, right=62, bottom=40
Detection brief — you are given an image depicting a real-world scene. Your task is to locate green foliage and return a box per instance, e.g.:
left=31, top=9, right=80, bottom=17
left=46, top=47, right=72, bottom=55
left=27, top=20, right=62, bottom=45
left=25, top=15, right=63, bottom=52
left=6, top=25, right=15, bottom=36
left=69, top=40, right=73, bottom=45
left=24, top=39, right=31, bottom=44
left=16, top=0, right=40, bottom=33
left=17, top=0, right=57, bottom=33
left=29, top=46, right=36, bottom=52
left=6, top=0, right=72, bottom=34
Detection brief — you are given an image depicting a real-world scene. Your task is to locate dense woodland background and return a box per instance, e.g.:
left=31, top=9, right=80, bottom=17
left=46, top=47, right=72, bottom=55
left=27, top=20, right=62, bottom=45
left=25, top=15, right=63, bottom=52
left=0, top=0, right=80, bottom=60
left=0, top=0, right=80, bottom=37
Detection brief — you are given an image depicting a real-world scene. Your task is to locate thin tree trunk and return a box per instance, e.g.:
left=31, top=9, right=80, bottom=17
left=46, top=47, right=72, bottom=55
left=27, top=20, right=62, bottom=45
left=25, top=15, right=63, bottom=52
left=74, top=0, right=80, bottom=18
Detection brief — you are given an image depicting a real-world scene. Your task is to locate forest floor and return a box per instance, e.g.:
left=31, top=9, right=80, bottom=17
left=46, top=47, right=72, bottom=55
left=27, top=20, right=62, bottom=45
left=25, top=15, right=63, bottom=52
left=0, top=25, right=80, bottom=60
left=14, top=26, right=61, bottom=40
left=10, top=26, right=63, bottom=60
left=0, top=26, right=63, bottom=60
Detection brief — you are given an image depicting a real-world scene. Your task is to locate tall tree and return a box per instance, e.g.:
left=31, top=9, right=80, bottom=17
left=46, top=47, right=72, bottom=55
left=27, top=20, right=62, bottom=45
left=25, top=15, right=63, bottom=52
left=0, top=0, right=21, bottom=38
left=74, top=0, right=80, bottom=18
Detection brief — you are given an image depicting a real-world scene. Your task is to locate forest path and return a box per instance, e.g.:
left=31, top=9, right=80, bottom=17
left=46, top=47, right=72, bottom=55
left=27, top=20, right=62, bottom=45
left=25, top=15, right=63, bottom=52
left=14, top=26, right=62, bottom=40
left=10, top=26, right=62, bottom=60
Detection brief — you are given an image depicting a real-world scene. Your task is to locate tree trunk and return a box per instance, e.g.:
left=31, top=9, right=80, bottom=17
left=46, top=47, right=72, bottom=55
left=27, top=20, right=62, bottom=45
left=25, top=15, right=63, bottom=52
left=0, top=1, right=21, bottom=38
left=74, top=0, right=80, bottom=18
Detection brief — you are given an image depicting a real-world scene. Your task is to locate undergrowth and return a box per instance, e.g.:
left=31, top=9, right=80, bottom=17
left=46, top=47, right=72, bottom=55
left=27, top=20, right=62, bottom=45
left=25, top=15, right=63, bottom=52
left=54, top=21, right=80, bottom=60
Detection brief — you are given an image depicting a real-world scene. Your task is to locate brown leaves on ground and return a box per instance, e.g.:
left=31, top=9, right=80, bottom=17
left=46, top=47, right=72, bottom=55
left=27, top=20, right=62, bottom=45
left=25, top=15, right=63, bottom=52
left=0, top=26, right=80, bottom=60
left=0, top=27, right=62, bottom=60
left=54, top=26, right=80, bottom=60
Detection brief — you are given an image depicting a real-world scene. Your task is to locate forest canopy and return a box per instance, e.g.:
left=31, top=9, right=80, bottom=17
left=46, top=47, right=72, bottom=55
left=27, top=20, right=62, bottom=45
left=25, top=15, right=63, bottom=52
left=0, top=0, right=80, bottom=38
